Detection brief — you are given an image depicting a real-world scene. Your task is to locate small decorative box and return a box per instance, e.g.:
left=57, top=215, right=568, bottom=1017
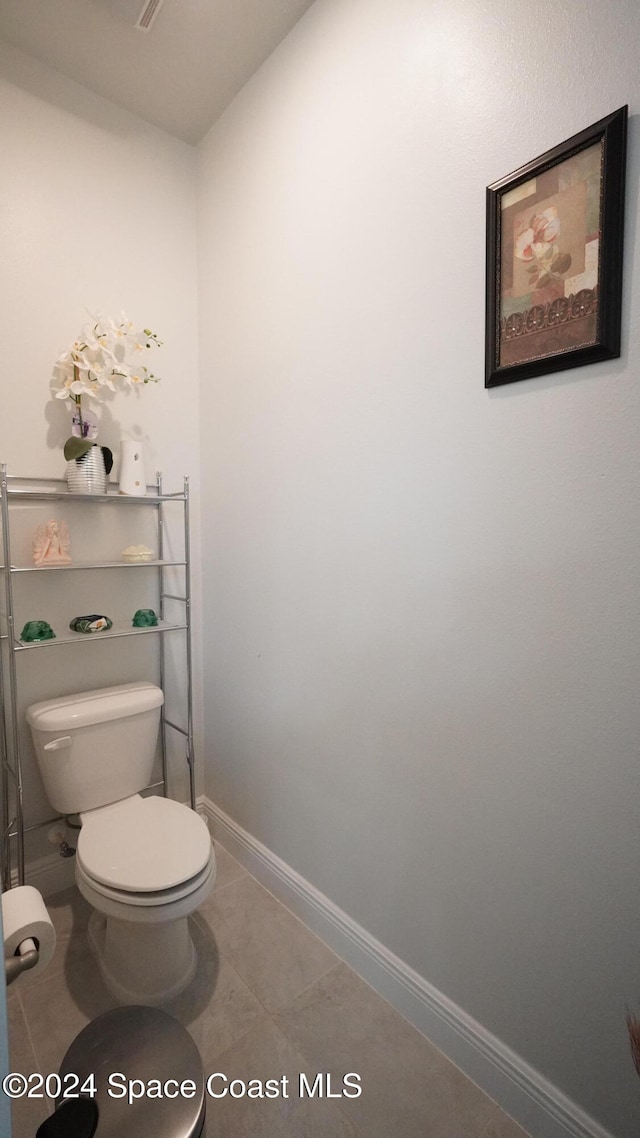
left=70, top=614, right=113, bottom=634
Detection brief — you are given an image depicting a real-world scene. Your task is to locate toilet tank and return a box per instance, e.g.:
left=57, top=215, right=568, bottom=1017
left=26, top=682, right=164, bottom=815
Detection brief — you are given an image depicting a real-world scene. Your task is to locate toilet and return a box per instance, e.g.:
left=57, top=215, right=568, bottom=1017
left=27, top=682, right=216, bottom=1005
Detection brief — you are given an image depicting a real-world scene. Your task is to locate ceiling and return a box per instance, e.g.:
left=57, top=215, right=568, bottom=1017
left=0, top=0, right=316, bottom=143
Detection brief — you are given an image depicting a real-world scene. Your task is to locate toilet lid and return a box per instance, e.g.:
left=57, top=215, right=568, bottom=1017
left=77, top=796, right=212, bottom=892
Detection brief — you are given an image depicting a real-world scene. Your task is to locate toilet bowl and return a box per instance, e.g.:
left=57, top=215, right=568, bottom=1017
left=75, top=794, right=216, bottom=1003
left=27, top=683, right=216, bottom=1005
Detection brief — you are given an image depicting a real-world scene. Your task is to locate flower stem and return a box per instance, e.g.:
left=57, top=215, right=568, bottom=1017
left=72, top=366, right=84, bottom=436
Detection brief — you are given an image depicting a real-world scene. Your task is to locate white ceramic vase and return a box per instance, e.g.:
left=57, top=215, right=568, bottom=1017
left=119, top=440, right=146, bottom=496
left=66, top=446, right=108, bottom=495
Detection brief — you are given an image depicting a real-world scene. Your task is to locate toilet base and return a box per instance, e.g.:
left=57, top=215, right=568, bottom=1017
left=88, top=911, right=197, bottom=1005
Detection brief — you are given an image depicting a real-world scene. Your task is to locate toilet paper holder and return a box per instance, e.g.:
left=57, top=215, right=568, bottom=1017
left=4, top=937, right=39, bottom=986
left=2, top=884, right=56, bottom=986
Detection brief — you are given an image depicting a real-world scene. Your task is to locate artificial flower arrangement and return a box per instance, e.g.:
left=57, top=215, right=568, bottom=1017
left=51, top=313, right=162, bottom=473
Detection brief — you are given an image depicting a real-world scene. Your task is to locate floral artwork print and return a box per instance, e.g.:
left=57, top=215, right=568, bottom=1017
left=497, top=140, right=604, bottom=370
left=486, top=107, right=627, bottom=387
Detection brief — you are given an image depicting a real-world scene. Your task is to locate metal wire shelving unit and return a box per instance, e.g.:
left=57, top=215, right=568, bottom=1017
left=0, top=465, right=196, bottom=890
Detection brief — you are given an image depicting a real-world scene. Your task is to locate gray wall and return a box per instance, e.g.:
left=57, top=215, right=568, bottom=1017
left=197, top=2, right=640, bottom=1134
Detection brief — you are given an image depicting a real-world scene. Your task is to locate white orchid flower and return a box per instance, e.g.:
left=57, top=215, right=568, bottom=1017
left=50, top=313, right=162, bottom=421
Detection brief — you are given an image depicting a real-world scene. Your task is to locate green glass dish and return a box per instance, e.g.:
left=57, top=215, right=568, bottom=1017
left=132, top=608, right=158, bottom=628
left=21, top=620, right=56, bottom=643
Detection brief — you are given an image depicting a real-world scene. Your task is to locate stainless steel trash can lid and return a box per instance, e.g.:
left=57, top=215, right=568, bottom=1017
left=57, top=1005, right=205, bottom=1138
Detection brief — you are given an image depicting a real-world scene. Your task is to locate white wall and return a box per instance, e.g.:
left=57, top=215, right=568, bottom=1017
left=0, top=43, right=203, bottom=855
left=197, top=2, right=640, bottom=1135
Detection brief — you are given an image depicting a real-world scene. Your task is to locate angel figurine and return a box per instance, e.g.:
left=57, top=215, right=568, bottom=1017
left=33, top=519, right=72, bottom=567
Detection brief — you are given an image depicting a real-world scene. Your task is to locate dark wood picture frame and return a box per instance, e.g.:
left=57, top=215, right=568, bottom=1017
left=485, top=106, right=627, bottom=388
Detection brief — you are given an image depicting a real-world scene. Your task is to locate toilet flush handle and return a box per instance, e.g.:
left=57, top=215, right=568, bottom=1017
left=43, top=735, right=72, bottom=752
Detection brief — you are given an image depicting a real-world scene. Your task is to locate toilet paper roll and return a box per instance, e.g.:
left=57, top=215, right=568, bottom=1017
left=2, top=885, right=56, bottom=977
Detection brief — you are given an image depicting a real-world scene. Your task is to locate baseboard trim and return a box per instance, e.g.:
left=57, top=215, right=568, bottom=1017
left=16, top=850, right=76, bottom=897
left=199, top=795, right=614, bottom=1138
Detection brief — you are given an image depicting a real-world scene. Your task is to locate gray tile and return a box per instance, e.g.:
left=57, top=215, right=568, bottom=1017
left=13, top=861, right=514, bottom=1138
left=16, top=884, right=92, bottom=994
left=7, top=993, right=37, bottom=1073
left=275, top=963, right=497, bottom=1138
left=165, top=916, right=270, bottom=1067
left=7, top=993, right=50, bottom=1136
left=201, top=876, right=339, bottom=1013
left=202, top=1016, right=361, bottom=1138
left=205, top=873, right=284, bottom=926
left=480, top=1108, right=531, bottom=1138
left=21, top=949, right=116, bottom=1074
left=212, top=841, right=248, bottom=892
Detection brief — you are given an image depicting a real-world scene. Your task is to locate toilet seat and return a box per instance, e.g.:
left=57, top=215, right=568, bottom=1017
left=76, top=850, right=215, bottom=907
left=77, top=794, right=211, bottom=892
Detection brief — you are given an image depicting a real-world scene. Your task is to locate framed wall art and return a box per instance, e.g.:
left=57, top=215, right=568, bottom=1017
left=485, top=106, right=627, bottom=388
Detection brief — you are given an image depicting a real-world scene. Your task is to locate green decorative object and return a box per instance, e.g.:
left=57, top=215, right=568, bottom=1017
left=70, top=614, right=113, bottom=634
left=132, top=608, right=158, bottom=628
left=20, top=620, right=56, bottom=643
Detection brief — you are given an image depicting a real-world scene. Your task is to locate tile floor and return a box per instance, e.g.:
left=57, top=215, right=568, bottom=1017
left=7, top=842, right=531, bottom=1138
